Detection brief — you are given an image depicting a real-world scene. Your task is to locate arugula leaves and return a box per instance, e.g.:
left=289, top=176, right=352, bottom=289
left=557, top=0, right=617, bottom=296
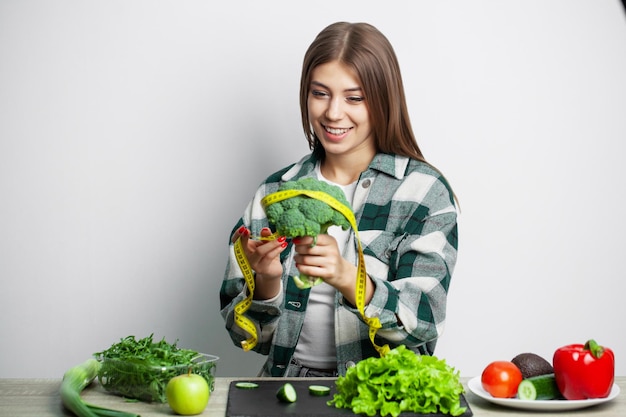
left=95, top=334, right=198, bottom=365
left=94, top=334, right=216, bottom=403
left=329, top=345, right=467, bottom=416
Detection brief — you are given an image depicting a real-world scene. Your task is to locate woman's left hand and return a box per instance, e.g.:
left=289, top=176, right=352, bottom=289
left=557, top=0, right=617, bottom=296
left=293, top=234, right=372, bottom=305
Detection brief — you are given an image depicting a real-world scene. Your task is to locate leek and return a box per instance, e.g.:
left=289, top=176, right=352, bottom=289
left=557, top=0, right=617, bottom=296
left=60, top=358, right=139, bottom=417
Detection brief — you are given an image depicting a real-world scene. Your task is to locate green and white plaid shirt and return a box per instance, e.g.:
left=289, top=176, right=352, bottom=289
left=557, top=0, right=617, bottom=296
left=220, top=152, right=458, bottom=376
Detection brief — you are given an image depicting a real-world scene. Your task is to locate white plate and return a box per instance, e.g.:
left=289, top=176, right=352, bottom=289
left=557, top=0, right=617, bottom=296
left=467, top=376, right=620, bottom=411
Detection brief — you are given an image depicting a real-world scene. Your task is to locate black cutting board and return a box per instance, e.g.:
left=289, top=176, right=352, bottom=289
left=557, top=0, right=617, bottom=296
left=226, top=379, right=472, bottom=417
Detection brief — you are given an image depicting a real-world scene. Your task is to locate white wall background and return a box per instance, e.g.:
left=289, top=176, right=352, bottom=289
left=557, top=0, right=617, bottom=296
left=1, top=0, right=625, bottom=379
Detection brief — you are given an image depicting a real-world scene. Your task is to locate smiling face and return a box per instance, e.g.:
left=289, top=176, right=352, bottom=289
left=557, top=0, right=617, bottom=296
left=307, top=61, right=376, bottom=164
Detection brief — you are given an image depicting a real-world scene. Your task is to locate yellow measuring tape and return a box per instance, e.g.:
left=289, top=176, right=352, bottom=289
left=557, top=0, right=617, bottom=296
left=233, top=188, right=390, bottom=356
left=232, top=237, right=259, bottom=351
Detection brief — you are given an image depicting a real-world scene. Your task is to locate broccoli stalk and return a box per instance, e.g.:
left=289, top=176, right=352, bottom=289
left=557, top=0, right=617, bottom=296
left=263, top=177, right=353, bottom=289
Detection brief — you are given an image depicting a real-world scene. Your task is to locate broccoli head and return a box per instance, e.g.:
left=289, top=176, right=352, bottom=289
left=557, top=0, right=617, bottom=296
left=265, top=177, right=352, bottom=241
left=263, top=177, right=354, bottom=289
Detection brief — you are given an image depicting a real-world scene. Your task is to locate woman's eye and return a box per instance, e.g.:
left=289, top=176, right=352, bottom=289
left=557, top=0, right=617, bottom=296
left=311, top=90, right=328, bottom=98
left=347, top=96, right=365, bottom=103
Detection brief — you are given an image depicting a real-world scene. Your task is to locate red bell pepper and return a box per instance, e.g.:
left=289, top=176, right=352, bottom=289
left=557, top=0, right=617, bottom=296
left=553, top=339, right=615, bottom=400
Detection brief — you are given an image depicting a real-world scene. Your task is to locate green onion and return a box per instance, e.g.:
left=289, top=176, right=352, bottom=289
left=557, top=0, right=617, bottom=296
left=60, top=358, right=139, bottom=417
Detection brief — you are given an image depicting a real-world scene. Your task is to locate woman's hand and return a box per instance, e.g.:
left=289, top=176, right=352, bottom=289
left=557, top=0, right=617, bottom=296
left=231, top=226, right=287, bottom=299
left=293, top=234, right=373, bottom=305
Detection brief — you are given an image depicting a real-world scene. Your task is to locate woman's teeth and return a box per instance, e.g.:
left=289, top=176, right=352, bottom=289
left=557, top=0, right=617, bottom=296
left=325, top=126, right=349, bottom=135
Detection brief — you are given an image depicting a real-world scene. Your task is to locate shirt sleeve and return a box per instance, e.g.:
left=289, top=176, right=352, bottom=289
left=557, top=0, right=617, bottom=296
left=368, top=208, right=457, bottom=344
left=349, top=171, right=458, bottom=353
left=219, top=191, right=284, bottom=355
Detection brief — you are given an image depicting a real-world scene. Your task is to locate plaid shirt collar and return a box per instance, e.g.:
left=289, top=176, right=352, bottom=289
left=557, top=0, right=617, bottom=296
left=281, top=153, right=410, bottom=182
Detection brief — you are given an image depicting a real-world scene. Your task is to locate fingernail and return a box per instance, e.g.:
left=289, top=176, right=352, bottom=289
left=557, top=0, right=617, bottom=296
left=281, top=241, right=288, bottom=248
left=277, top=236, right=286, bottom=243
left=292, top=237, right=301, bottom=244
left=238, top=226, right=246, bottom=234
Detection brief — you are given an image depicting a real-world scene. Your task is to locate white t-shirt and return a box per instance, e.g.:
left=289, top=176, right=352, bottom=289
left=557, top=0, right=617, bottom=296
left=293, top=166, right=357, bottom=369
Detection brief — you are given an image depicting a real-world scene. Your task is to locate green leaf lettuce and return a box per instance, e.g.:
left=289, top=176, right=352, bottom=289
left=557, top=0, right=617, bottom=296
left=329, top=345, right=466, bottom=416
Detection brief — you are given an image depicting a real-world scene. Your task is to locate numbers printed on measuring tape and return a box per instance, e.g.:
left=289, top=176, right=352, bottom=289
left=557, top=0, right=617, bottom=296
left=234, top=189, right=390, bottom=356
left=233, top=238, right=258, bottom=351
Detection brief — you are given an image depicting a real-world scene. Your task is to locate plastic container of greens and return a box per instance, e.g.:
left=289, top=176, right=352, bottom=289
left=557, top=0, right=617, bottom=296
left=96, top=352, right=218, bottom=403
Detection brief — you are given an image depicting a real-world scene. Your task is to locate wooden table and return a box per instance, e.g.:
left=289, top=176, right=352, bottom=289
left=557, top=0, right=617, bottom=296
left=0, top=377, right=623, bottom=416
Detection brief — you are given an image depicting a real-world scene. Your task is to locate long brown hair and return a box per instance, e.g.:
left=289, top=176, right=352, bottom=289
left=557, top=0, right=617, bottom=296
left=300, top=22, right=425, bottom=162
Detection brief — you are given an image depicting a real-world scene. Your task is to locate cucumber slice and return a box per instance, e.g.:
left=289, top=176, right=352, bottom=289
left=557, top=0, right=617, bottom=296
left=517, top=374, right=561, bottom=400
left=235, top=382, right=259, bottom=389
left=308, top=385, right=331, bottom=396
left=276, top=382, right=297, bottom=403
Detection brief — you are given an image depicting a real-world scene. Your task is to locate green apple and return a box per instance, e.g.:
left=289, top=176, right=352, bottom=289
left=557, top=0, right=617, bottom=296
left=166, top=371, right=210, bottom=415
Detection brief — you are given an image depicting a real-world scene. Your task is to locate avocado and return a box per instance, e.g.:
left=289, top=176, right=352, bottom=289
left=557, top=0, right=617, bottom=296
left=511, top=352, right=554, bottom=379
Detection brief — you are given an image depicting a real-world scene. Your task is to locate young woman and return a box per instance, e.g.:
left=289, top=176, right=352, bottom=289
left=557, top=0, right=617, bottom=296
left=220, top=22, right=458, bottom=377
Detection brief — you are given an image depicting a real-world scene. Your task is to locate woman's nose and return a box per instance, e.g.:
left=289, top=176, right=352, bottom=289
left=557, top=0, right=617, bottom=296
left=325, top=98, right=344, bottom=121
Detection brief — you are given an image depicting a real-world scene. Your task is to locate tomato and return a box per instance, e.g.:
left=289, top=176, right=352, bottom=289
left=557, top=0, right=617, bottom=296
left=481, top=361, right=523, bottom=398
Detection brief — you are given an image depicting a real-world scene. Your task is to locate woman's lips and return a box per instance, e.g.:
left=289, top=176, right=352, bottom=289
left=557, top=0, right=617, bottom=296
left=322, top=124, right=352, bottom=141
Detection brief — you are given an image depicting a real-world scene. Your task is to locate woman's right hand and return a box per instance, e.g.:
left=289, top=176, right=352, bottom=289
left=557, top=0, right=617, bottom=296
left=231, top=226, right=287, bottom=299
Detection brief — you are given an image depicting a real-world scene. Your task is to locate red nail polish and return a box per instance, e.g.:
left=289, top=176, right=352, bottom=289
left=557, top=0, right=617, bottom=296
left=292, top=237, right=301, bottom=244
left=277, top=236, right=286, bottom=243
left=238, top=226, right=246, bottom=234
left=281, top=241, right=288, bottom=248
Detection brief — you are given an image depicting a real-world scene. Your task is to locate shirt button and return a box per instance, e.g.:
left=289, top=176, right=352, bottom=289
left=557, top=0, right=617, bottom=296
left=361, top=179, right=371, bottom=188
